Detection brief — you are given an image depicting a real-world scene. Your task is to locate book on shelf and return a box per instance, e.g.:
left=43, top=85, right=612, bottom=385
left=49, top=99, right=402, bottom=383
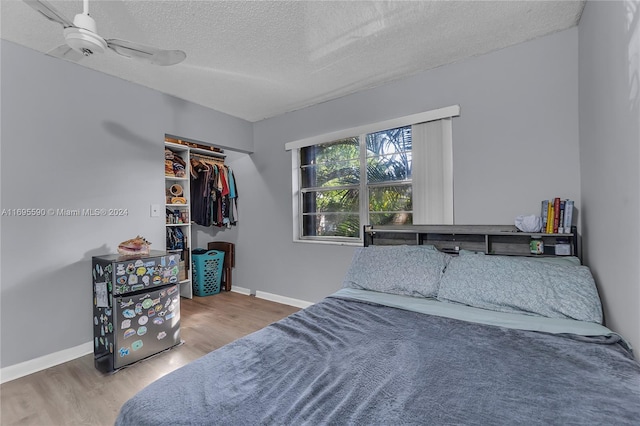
left=541, top=200, right=549, bottom=232
left=552, top=197, right=561, bottom=233
left=563, top=200, right=574, bottom=234
left=546, top=202, right=554, bottom=233
left=540, top=198, right=574, bottom=234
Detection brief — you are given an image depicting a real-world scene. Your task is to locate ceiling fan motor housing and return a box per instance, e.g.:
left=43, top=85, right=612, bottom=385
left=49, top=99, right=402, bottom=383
left=64, top=13, right=106, bottom=56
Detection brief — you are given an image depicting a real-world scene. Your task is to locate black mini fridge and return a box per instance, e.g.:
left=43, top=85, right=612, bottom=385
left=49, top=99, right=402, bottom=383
left=92, top=251, right=182, bottom=373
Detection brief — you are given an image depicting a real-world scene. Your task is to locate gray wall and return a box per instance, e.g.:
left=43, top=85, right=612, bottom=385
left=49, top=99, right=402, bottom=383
left=579, top=1, right=640, bottom=356
left=0, top=40, right=252, bottom=368
left=245, top=27, right=581, bottom=303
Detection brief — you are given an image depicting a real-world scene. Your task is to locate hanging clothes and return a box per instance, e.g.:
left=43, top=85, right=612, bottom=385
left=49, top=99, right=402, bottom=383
left=190, top=159, right=212, bottom=226
left=190, top=155, right=238, bottom=228
left=226, top=168, right=239, bottom=226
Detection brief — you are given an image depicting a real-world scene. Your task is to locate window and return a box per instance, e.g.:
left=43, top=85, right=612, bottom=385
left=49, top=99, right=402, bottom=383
left=366, top=126, right=413, bottom=228
left=299, top=128, right=412, bottom=240
left=300, top=137, right=361, bottom=239
left=286, top=106, right=460, bottom=244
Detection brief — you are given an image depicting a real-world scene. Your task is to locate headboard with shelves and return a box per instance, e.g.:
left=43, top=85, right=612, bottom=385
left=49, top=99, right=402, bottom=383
left=363, top=225, right=579, bottom=260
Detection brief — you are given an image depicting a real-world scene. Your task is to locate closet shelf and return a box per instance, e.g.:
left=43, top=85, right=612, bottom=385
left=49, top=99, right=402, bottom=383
left=165, top=141, right=193, bottom=299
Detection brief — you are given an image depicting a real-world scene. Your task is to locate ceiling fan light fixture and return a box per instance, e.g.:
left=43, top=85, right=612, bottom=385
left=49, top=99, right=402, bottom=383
left=63, top=12, right=106, bottom=56
left=64, top=27, right=107, bottom=56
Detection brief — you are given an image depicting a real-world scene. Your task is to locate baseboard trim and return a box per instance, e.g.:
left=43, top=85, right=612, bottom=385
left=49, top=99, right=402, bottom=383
left=1, top=341, right=93, bottom=384
left=255, top=290, right=314, bottom=309
left=230, top=286, right=251, bottom=296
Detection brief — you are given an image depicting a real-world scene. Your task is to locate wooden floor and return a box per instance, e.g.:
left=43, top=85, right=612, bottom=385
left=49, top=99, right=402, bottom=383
left=0, top=292, right=300, bottom=425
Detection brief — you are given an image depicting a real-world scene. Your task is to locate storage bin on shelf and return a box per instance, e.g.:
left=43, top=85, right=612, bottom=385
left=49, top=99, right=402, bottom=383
left=191, top=249, right=225, bottom=296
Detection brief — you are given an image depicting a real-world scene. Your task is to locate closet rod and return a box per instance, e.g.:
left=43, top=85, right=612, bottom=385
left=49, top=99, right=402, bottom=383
left=190, top=146, right=226, bottom=159
left=191, top=153, right=226, bottom=164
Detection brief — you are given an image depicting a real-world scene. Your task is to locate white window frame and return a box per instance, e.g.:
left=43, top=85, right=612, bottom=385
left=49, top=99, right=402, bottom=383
left=285, top=105, right=460, bottom=245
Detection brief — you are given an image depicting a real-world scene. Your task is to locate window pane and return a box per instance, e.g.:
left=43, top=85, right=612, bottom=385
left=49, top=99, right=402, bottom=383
left=369, top=212, right=413, bottom=226
left=302, top=213, right=360, bottom=238
left=301, top=158, right=360, bottom=188
left=366, top=126, right=412, bottom=183
left=302, top=189, right=359, bottom=213
left=367, top=152, right=412, bottom=182
left=302, top=188, right=359, bottom=237
left=366, top=126, right=411, bottom=156
left=368, top=184, right=413, bottom=227
left=301, top=137, right=359, bottom=166
left=369, top=185, right=412, bottom=212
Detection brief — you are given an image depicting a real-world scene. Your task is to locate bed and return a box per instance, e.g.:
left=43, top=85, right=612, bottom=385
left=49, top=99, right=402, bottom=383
left=116, top=226, right=640, bottom=425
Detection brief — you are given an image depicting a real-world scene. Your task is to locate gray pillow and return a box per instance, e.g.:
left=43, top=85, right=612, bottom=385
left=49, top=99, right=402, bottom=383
left=343, top=245, right=451, bottom=298
left=437, top=254, right=603, bottom=323
left=459, top=249, right=582, bottom=266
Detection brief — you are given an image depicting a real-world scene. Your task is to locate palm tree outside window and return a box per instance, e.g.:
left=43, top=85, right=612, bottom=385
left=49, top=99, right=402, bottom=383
left=300, top=126, right=412, bottom=240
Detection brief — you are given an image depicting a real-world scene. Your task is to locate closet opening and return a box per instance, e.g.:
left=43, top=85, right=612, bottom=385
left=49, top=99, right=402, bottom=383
left=164, top=134, right=249, bottom=298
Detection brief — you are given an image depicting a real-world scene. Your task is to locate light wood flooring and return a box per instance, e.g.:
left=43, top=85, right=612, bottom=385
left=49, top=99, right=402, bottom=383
left=0, top=292, right=300, bottom=425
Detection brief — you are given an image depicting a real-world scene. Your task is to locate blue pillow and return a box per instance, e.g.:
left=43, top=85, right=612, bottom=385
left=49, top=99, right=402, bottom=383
left=437, top=254, right=603, bottom=323
left=343, top=245, right=451, bottom=298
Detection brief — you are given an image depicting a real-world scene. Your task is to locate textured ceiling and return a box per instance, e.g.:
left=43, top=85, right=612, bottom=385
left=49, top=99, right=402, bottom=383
left=1, top=0, right=585, bottom=122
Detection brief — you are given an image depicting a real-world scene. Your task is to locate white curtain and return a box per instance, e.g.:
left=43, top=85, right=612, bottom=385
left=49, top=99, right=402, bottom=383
left=411, top=118, right=454, bottom=224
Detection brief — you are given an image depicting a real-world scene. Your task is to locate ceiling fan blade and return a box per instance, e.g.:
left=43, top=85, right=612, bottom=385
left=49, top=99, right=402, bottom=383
left=24, top=0, right=74, bottom=28
left=46, top=44, right=86, bottom=62
left=106, top=39, right=186, bottom=66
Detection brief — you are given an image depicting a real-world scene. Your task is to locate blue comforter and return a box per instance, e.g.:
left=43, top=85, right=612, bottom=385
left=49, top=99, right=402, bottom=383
left=116, top=291, right=640, bottom=425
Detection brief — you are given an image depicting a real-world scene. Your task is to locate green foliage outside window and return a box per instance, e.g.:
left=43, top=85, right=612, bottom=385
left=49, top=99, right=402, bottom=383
left=300, top=127, right=412, bottom=239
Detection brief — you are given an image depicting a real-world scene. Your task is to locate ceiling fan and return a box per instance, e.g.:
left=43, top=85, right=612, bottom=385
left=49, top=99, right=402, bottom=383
left=24, top=0, right=186, bottom=66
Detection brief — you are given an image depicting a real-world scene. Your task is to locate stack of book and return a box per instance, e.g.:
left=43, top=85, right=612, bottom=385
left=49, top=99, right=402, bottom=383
left=541, top=198, right=574, bottom=234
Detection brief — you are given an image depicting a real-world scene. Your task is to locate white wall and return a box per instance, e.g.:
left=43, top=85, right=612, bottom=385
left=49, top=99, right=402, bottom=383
left=579, top=1, right=640, bottom=357
left=245, top=27, right=581, bottom=303
left=0, top=40, right=252, bottom=369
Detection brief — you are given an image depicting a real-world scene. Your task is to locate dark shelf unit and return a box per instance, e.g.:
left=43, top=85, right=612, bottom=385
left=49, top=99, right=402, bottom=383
left=363, top=225, right=579, bottom=259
